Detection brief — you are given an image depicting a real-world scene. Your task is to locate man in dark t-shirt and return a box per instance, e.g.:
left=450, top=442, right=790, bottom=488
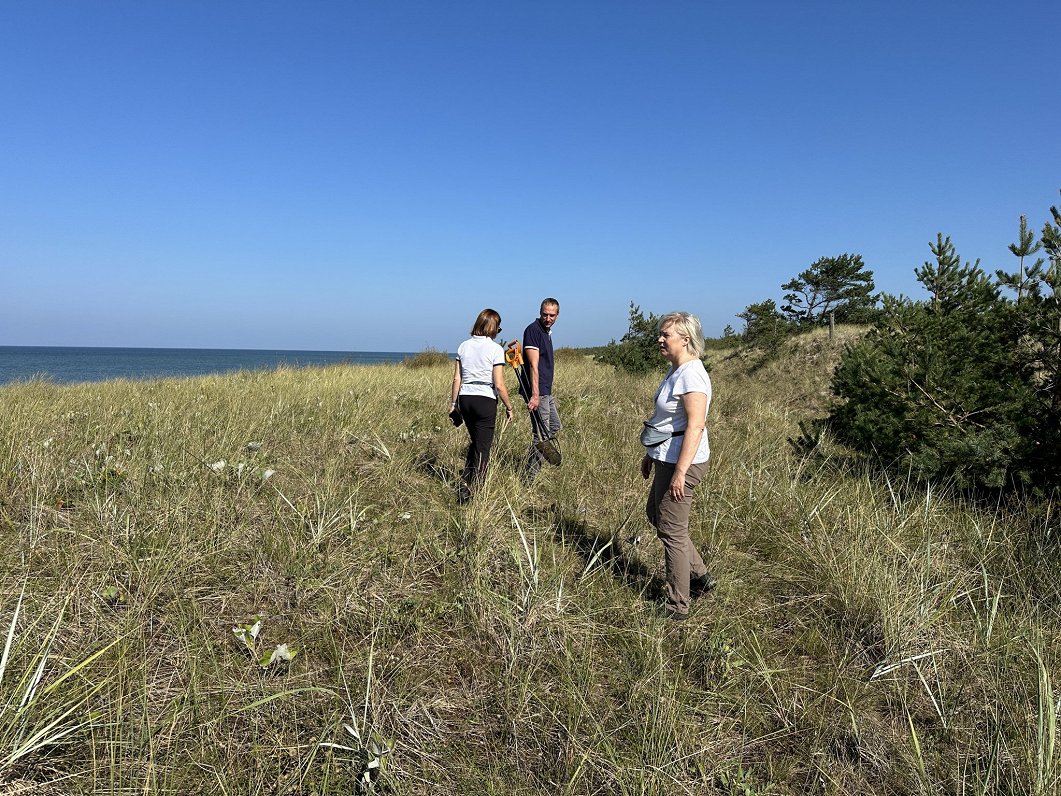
left=521, top=297, right=561, bottom=482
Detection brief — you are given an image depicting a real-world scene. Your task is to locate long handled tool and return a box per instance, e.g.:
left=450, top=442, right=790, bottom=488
left=506, top=340, right=562, bottom=466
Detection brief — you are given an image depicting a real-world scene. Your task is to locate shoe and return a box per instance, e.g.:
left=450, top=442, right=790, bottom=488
left=456, top=484, right=472, bottom=505
left=659, top=605, right=689, bottom=621
left=690, top=573, right=717, bottom=598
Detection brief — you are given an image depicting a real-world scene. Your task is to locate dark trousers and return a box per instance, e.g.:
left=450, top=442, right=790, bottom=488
left=458, top=394, right=499, bottom=488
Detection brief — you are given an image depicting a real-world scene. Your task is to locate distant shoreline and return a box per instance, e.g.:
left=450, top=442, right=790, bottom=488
left=0, top=344, right=416, bottom=354
left=0, top=345, right=423, bottom=387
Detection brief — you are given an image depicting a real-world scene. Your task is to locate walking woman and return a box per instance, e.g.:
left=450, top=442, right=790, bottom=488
left=640, top=311, right=715, bottom=620
left=450, top=308, right=514, bottom=503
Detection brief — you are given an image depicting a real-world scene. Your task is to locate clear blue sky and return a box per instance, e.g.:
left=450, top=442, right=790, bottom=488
left=2, top=2, right=1059, bottom=351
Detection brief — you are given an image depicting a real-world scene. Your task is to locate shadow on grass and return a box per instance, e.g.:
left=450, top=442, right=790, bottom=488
left=413, top=448, right=459, bottom=486
left=530, top=502, right=665, bottom=603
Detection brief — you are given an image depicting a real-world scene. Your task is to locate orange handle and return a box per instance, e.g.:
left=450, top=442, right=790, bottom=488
left=505, top=340, right=524, bottom=368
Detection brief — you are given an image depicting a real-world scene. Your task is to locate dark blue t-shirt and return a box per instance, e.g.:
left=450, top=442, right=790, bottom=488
left=522, top=318, right=555, bottom=395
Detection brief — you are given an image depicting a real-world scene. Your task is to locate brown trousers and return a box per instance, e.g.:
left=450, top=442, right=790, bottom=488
left=646, top=459, right=710, bottom=614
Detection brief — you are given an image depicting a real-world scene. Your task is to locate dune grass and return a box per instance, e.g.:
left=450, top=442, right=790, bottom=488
left=0, top=329, right=1059, bottom=794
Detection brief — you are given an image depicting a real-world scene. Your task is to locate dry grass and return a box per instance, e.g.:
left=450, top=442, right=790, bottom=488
left=0, top=334, right=1058, bottom=794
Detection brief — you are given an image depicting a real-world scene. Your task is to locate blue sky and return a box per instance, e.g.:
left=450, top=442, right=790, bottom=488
left=2, top=2, right=1059, bottom=351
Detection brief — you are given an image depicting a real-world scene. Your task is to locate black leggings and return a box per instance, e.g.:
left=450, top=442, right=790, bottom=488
left=458, top=394, right=499, bottom=487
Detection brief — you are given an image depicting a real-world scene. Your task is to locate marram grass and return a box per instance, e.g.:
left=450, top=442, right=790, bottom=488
left=0, top=335, right=1059, bottom=795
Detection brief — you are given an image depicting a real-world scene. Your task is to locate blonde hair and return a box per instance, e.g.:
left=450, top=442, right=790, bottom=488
left=658, top=311, right=705, bottom=358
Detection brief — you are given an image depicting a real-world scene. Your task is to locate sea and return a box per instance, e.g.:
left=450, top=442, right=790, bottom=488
left=0, top=346, right=420, bottom=386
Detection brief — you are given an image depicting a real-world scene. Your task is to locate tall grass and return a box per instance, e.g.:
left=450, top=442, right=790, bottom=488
left=0, top=333, right=1058, bottom=794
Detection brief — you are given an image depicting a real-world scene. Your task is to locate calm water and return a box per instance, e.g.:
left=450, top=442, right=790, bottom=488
left=0, top=346, right=419, bottom=386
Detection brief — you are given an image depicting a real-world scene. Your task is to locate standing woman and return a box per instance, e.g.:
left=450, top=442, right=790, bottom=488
left=640, top=311, right=715, bottom=620
left=450, top=309, right=514, bottom=503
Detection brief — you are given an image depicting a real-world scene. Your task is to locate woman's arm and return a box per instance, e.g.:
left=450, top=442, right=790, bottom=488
left=493, top=363, right=514, bottom=419
left=450, top=359, right=462, bottom=408
left=668, top=390, right=707, bottom=500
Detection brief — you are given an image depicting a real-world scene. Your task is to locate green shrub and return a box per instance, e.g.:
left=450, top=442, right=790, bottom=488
left=734, top=299, right=794, bottom=370
left=595, top=303, right=666, bottom=375
left=554, top=347, right=590, bottom=363
left=828, top=228, right=1061, bottom=493
left=403, top=348, right=452, bottom=368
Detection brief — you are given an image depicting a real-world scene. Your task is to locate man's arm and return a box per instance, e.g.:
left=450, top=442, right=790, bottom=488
left=525, top=346, right=541, bottom=411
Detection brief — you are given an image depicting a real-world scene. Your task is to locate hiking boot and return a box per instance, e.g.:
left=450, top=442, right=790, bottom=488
left=690, top=573, right=717, bottom=598
left=659, top=605, right=689, bottom=621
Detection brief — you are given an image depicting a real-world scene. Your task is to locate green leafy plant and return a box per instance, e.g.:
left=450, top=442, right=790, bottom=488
left=231, top=617, right=262, bottom=656
left=319, top=644, right=393, bottom=791
left=719, top=765, right=778, bottom=795
left=232, top=617, right=298, bottom=670
left=97, top=584, right=124, bottom=606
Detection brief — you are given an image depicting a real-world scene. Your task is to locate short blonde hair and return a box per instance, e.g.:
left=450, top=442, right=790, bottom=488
left=658, top=312, right=705, bottom=358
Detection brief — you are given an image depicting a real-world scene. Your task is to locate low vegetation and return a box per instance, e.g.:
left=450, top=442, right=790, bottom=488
left=1, top=332, right=1060, bottom=794
left=401, top=348, right=452, bottom=368
left=829, top=228, right=1061, bottom=493
left=595, top=303, right=666, bottom=375
left=741, top=189, right=1061, bottom=493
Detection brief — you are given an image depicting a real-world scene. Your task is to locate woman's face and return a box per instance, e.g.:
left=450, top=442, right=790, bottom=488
left=658, top=323, right=688, bottom=362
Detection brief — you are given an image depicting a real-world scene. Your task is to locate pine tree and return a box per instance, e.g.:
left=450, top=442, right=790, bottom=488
left=1036, top=193, right=1061, bottom=414
left=827, top=193, right=1061, bottom=494
left=914, top=234, right=996, bottom=312
left=780, top=253, right=878, bottom=325
left=830, top=237, right=1035, bottom=490
left=1003, top=215, right=1043, bottom=301
left=595, top=303, right=665, bottom=375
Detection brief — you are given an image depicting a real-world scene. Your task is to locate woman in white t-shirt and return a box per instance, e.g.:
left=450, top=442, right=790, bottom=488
left=639, top=311, right=715, bottom=620
left=450, top=308, right=514, bottom=503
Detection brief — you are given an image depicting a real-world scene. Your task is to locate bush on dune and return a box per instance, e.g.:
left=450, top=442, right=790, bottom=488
left=403, top=347, right=452, bottom=368
left=829, top=211, right=1061, bottom=494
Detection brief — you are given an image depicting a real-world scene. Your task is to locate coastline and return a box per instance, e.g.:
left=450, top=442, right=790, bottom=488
left=0, top=345, right=421, bottom=386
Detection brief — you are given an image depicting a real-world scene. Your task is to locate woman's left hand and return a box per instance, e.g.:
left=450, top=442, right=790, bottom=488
left=640, top=455, right=653, bottom=480
left=669, top=471, right=687, bottom=501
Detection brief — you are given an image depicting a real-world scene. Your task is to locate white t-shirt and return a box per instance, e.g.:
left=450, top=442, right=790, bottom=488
left=646, top=359, right=712, bottom=464
left=456, top=336, right=504, bottom=398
